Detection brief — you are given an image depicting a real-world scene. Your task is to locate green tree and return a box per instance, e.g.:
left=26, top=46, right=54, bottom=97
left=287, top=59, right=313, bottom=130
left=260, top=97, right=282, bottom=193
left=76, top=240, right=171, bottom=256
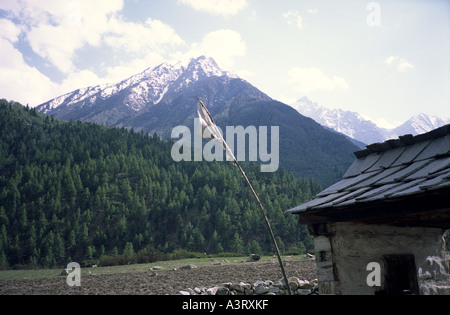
left=246, top=240, right=263, bottom=255
left=209, top=230, right=224, bottom=254
left=122, top=242, right=135, bottom=261
left=231, top=233, right=244, bottom=254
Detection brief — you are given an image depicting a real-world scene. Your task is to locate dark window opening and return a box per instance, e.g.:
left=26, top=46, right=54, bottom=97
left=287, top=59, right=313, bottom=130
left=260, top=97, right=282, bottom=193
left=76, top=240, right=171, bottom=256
left=383, top=254, right=419, bottom=295
left=319, top=251, right=327, bottom=262
left=445, top=229, right=450, bottom=251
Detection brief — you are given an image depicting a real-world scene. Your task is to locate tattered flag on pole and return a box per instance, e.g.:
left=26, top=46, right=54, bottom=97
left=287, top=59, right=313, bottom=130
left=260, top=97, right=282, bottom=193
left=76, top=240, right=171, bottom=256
left=196, top=96, right=236, bottom=163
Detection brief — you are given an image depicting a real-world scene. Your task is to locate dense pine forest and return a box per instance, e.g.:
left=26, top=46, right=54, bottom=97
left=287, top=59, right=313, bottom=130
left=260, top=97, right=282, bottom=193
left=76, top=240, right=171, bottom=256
left=0, top=99, right=320, bottom=269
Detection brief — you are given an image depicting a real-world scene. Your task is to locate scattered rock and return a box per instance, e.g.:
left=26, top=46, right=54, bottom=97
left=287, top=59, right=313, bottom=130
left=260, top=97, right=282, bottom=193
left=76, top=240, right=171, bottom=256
left=229, top=283, right=242, bottom=292
left=206, top=286, right=219, bottom=295
left=173, top=266, right=318, bottom=296
left=180, top=264, right=197, bottom=270
left=247, top=254, right=261, bottom=262
left=298, top=279, right=312, bottom=289
left=150, top=266, right=165, bottom=271
left=288, top=276, right=301, bottom=290
left=172, top=276, right=319, bottom=296
left=254, top=285, right=269, bottom=295
left=216, top=287, right=230, bottom=295
left=194, top=287, right=206, bottom=294
left=269, top=286, right=280, bottom=294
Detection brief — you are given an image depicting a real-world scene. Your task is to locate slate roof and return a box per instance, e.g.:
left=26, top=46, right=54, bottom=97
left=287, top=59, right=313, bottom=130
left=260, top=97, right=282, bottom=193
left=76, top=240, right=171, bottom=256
left=288, top=124, right=450, bottom=222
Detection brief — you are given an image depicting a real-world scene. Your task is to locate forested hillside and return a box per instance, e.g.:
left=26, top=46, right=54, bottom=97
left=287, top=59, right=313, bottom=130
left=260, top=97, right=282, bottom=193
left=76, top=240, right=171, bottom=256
left=0, top=99, right=320, bottom=268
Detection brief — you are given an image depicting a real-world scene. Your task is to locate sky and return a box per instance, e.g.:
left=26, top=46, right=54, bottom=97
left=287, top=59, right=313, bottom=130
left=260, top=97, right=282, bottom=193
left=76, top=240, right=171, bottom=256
left=0, top=0, right=449, bottom=128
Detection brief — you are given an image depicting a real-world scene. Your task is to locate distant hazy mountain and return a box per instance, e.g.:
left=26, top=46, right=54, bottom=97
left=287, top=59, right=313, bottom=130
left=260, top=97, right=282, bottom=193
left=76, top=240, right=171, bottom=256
left=291, top=97, right=450, bottom=145
left=37, top=56, right=360, bottom=187
left=391, top=113, right=450, bottom=137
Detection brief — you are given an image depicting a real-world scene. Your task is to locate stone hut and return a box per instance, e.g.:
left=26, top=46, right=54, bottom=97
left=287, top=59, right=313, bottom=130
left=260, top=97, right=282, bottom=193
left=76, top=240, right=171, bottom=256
left=288, top=125, right=450, bottom=295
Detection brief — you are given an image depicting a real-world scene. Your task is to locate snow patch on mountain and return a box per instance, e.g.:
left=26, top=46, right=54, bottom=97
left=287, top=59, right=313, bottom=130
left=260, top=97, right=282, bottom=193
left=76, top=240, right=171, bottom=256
left=291, top=97, right=450, bottom=145
left=38, top=56, right=235, bottom=113
left=392, top=113, right=450, bottom=136
left=291, top=97, right=386, bottom=144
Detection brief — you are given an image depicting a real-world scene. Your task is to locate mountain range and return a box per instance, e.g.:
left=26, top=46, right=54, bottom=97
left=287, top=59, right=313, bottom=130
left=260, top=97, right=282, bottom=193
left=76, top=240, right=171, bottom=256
left=36, top=56, right=360, bottom=187
left=291, top=97, right=450, bottom=145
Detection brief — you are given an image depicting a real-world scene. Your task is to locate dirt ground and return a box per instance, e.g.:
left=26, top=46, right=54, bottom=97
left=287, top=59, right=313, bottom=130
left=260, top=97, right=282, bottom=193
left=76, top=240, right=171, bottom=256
left=0, top=259, right=317, bottom=295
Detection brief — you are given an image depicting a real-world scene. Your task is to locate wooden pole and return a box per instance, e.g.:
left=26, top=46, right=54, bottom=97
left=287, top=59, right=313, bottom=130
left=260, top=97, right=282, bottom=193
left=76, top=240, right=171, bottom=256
left=196, top=96, right=292, bottom=295
left=233, top=161, right=292, bottom=296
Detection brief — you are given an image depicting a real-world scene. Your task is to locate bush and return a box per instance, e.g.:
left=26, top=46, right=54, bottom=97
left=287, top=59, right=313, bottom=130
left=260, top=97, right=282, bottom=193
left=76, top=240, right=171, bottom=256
left=136, top=246, right=169, bottom=263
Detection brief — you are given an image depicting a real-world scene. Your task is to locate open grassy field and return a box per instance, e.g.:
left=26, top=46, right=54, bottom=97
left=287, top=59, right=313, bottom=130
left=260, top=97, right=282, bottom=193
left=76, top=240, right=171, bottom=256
left=0, top=255, right=291, bottom=280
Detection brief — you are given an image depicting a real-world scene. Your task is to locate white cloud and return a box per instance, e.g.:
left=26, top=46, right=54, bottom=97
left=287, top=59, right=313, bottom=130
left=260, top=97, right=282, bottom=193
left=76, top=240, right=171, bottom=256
left=360, top=114, right=402, bottom=129
left=0, top=15, right=57, bottom=105
left=385, top=56, right=414, bottom=72
left=234, top=69, right=255, bottom=80
left=4, top=0, right=184, bottom=76
left=0, top=38, right=57, bottom=106
left=0, top=19, right=22, bottom=43
left=374, top=118, right=403, bottom=129
left=27, top=23, right=83, bottom=74
left=288, top=67, right=350, bottom=94
left=104, top=16, right=185, bottom=54
left=5, top=0, right=124, bottom=74
left=0, top=3, right=246, bottom=106
left=0, top=0, right=191, bottom=106
left=283, top=10, right=303, bottom=29
left=102, top=53, right=168, bottom=84
left=397, top=59, right=414, bottom=72
left=181, top=29, right=246, bottom=69
left=178, top=0, right=248, bottom=17
left=385, top=56, right=396, bottom=66
left=248, top=10, right=257, bottom=22
left=0, top=1, right=248, bottom=107
left=59, top=70, right=104, bottom=95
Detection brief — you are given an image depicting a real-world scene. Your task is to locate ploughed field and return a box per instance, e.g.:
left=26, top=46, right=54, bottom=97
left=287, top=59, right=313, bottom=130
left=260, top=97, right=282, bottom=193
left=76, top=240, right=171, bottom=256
left=0, top=256, right=316, bottom=295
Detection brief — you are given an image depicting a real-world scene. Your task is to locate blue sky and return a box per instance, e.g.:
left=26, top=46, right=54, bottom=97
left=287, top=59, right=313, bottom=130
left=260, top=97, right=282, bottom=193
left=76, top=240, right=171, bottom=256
left=0, top=0, right=449, bottom=128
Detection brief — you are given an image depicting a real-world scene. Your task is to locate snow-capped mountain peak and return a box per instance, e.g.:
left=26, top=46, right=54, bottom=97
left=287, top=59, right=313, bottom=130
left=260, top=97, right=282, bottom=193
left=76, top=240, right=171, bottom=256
left=181, top=56, right=238, bottom=82
left=392, top=113, right=450, bottom=136
left=291, top=97, right=450, bottom=145
left=37, top=56, right=238, bottom=115
left=291, top=97, right=383, bottom=144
